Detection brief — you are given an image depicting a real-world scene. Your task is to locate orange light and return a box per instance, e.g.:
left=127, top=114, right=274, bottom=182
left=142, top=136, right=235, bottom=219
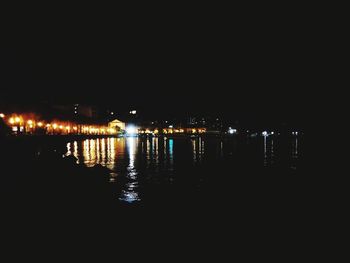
left=3, top=113, right=123, bottom=136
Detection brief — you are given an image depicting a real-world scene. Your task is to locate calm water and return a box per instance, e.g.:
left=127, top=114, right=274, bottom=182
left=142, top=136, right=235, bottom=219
left=65, top=136, right=303, bottom=204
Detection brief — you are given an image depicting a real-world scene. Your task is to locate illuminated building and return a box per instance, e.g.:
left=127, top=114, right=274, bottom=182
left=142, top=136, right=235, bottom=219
left=108, top=119, right=126, bottom=132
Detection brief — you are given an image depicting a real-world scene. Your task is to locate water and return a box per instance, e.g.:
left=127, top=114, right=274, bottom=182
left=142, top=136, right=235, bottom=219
left=65, top=135, right=304, bottom=204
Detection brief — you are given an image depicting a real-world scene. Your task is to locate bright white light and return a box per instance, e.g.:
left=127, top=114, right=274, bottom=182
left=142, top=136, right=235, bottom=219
left=271, top=131, right=274, bottom=135
left=169, top=125, right=173, bottom=128
left=262, top=131, right=268, bottom=136
left=0, top=113, right=5, bottom=118
left=126, top=125, right=137, bottom=135
left=130, top=110, right=137, bottom=115
left=228, top=128, right=237, bottom=134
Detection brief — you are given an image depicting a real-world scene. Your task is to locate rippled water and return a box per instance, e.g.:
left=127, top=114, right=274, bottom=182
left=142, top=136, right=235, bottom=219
left=65, top=136, right=303, bottom=203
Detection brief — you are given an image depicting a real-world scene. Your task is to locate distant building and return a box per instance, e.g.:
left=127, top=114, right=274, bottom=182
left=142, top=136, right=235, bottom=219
left=52, top=104, right=99, bottom=119
left=188, top=117, right=196, bottom=126
left=108, top=119, right=125, bottom=132
left=74, top=104, right=99, bottom=118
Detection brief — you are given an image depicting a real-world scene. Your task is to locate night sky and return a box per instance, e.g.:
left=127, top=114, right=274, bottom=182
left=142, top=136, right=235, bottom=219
left=1, top=10, right=314, bottom=125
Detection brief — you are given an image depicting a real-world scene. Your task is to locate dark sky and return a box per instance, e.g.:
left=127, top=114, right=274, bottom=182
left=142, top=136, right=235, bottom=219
left=1, top=9, right=315, bottom=124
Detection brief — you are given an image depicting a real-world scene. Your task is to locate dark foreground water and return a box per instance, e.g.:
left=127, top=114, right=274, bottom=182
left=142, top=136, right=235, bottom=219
left=64, top=135, right=304, bottom=204
left=1, top=134, right=319, bottom=257
left=1, top=134, right=306, bottom=208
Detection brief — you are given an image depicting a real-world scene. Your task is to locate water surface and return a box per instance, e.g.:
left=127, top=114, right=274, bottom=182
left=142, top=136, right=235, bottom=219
left=65, top=136, right=303, bottom=203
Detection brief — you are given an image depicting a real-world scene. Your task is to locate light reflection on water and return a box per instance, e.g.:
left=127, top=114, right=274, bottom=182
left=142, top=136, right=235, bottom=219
left=291, top=137, right=298, bottom=170
left=66, top=136, right=301, bottom=203
left=263, top=137, right=275, bottom=167
left=119, top=137, right=140, bottom=202
left=168, top=138, right=174, bottom=169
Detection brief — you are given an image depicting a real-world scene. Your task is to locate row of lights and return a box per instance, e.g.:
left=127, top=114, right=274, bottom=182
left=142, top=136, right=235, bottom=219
left=1, top=113, right=116, bottom=135
left=227, top=128, right=300, bottom=137
left=262, top=131, right=300, bottom=137
left=137, top=127, right=206, bottom=135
